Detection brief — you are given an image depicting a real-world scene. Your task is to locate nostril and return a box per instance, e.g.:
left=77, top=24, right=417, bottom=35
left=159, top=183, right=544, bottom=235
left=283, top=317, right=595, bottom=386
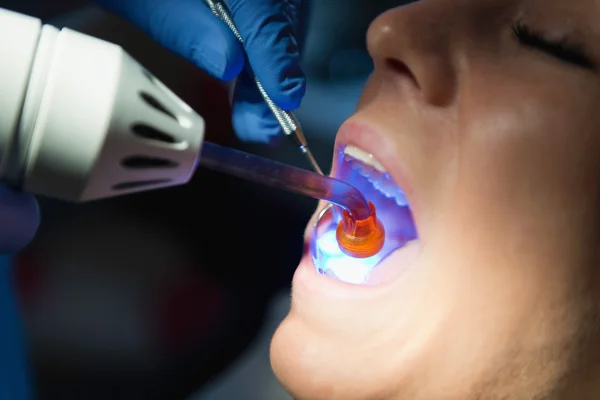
left=385, top=58, right=420, bottom=89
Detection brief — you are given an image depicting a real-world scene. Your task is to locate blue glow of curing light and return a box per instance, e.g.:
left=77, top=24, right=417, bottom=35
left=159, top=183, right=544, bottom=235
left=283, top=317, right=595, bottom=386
left=313, top=230, right=382, bottom=284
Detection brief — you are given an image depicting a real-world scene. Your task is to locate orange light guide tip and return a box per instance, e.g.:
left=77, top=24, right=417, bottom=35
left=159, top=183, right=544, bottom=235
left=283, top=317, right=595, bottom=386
left=336, top=202, right=385, bottom=258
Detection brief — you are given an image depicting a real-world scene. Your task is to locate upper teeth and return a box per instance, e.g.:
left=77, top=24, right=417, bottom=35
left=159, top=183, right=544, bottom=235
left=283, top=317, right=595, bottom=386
left=343, top=146, right=386, bottom=173
left=342, top=145, right=409, bottom=207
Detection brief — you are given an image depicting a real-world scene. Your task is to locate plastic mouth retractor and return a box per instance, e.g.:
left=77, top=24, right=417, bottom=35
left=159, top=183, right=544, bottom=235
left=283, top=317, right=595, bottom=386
left=0, top=8, right=205, bottom=202
left=336, top=201, right=385, bottom=258
left=312, top=204, right=387, bottom=284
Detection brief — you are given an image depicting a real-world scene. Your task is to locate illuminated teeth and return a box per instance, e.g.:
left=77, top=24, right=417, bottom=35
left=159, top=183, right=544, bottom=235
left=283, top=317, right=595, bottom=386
left=373, top=173, right=409, bottom=206
left=343, top=146, right=386, bottom=173
left=342, top=146, right=409, bottom=207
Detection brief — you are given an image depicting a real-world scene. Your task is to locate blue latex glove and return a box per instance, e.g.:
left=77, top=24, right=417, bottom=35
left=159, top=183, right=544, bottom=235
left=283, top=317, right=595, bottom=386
left=0, top=186, right=39, bottom=254
left=94, top=0, right=307, bottom=143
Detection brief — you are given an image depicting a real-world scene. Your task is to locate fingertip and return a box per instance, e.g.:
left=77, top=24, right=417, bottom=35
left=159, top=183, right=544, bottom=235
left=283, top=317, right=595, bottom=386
left=245, top=46, right=306, bottom=110
left=231, top=72, right=282, bottom=143
left=0, top=187, right=39, bottom=254
left=270, top=72, right=307, bottom=111
left=232, top=101, right=281, bottom=144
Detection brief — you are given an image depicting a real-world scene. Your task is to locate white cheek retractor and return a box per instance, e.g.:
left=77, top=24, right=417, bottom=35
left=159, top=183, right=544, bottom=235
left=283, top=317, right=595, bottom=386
left=0, top=7, right=205, bottom=202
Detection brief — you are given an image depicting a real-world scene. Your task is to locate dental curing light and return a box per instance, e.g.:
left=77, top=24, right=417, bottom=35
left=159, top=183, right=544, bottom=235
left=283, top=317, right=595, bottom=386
left=0, top=7, right=386, bottom=261
left=0, top=7, right=204, bottom=202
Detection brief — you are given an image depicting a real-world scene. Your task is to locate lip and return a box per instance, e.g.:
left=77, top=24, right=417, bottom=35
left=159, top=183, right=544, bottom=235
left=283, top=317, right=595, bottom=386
left=291, top=118, right=421, bottom=301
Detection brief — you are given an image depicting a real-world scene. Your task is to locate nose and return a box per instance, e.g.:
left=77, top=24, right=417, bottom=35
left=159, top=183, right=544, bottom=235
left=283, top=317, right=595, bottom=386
left=366, top=2, right=457, bottom=106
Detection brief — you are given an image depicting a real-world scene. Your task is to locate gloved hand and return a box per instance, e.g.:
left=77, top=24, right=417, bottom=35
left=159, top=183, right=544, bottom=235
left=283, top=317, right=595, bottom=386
left=94, top=0, right=307, bottom=144
left=0, top=186, right=39, bottom=254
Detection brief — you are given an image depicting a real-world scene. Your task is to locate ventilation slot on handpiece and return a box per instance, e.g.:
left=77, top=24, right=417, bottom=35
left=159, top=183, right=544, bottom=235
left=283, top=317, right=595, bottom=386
left=139, top=92, right=178, bottom=122
left=112, top=179, right=172, bottom=191
left=132, top=124, right=181, bottom=144
left=121, top=156, right=179, bottom=169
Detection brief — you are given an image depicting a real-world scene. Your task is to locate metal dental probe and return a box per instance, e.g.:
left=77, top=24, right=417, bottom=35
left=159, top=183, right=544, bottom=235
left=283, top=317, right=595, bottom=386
left=204, top=0, right=324, bottom=175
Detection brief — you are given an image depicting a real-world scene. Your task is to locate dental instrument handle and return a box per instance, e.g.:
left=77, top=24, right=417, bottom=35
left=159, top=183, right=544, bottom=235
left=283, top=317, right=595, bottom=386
left=198, top=141, right=371, bottom=221
left=203, top=0, right=324, bottom=176
left=0, top=7, right=205, bottom=202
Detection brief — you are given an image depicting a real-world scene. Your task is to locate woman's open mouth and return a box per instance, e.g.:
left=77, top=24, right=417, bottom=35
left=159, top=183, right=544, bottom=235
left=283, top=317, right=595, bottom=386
left=310, top=142, right=420, bottom=285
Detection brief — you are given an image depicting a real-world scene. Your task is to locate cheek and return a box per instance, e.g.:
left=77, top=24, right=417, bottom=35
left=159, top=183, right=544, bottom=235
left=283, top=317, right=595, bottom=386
left=456, top=66, right=600, bottom=237
left=435, top=73, right=600, bottom=314
left=460, top=59, right=600, bottom=187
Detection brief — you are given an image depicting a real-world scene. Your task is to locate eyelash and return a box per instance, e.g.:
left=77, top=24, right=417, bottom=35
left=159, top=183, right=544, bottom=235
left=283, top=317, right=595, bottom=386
left=512, top=23, right=595, bottom=70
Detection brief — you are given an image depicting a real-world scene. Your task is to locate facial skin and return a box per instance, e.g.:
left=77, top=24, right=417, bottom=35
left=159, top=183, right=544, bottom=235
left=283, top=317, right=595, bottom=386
left=270, top=0, right=600, bottom=399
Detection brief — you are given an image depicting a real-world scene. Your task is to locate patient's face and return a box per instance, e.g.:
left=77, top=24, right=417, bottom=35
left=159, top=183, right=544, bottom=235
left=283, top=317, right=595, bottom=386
left=270, top=0, right=600, bottom=399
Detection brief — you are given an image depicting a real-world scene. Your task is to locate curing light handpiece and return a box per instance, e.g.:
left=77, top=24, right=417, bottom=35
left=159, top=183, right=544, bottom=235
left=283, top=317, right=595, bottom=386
left=0, top=7, right=204, bottom=202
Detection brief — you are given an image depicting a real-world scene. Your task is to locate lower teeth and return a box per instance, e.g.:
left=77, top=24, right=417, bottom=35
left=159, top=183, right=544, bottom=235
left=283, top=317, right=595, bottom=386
left=344, top=156, right=409, bottom=207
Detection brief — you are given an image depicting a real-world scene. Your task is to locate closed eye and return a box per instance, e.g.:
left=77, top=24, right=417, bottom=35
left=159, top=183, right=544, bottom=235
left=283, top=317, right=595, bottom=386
left=513, top=23, right=595, bottom=70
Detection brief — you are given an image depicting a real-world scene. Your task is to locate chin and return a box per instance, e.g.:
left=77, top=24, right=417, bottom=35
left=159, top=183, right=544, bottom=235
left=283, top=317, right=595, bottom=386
left=270, top=319, right=391, bottom=400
